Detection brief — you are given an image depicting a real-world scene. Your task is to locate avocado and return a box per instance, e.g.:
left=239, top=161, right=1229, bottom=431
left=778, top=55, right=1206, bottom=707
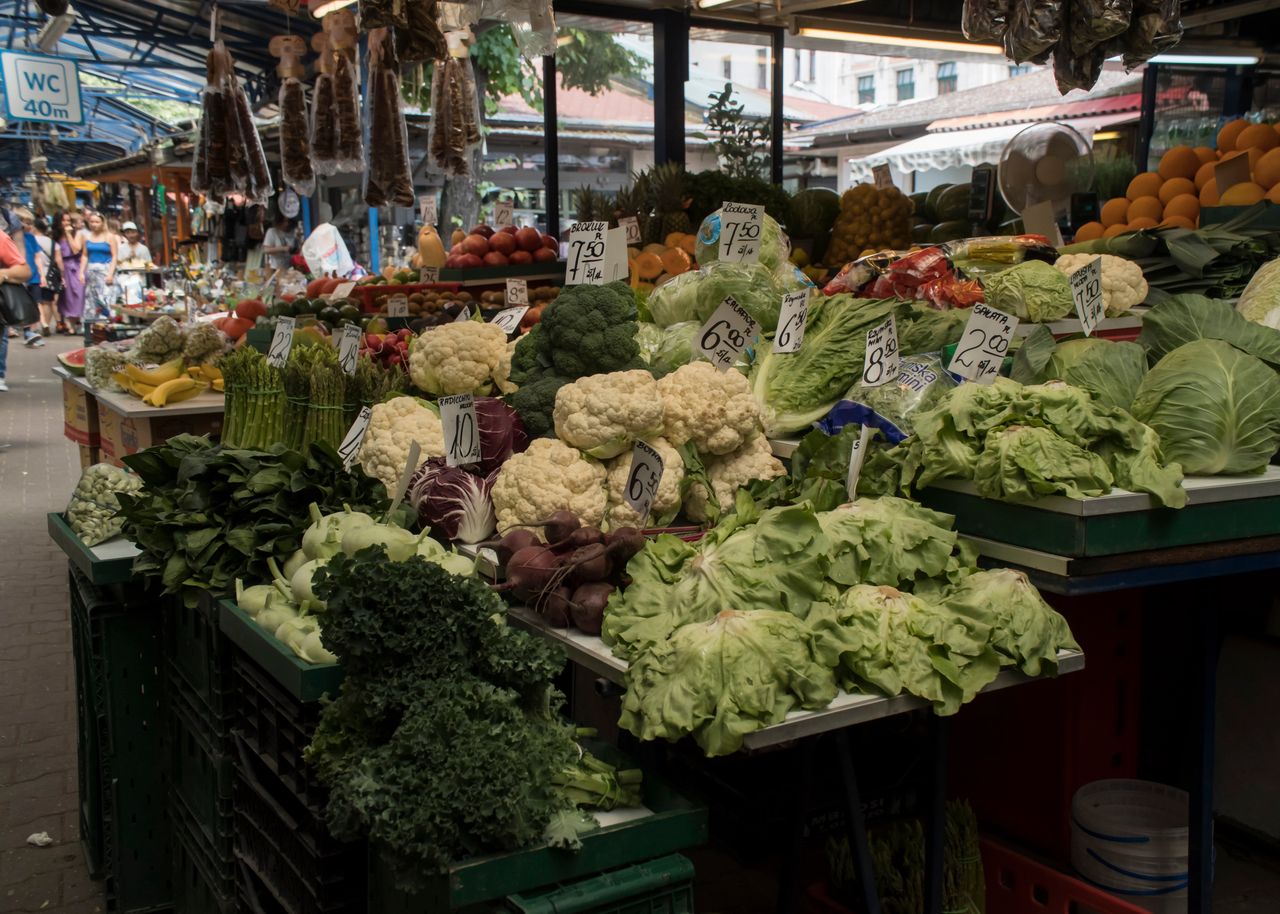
left=911, top=223, right=935, bottom=243
left=271, top=300, right=295, bottom=318
left=909, top=192, right=930, bottom=220
left=929, top=221, right=970, bottom=243
left=319, top=306, right=341, bottom=325
left=294, top=298, right=319, bottom=316
left=339, top=304, right=361, bottom=322
left=935, top=183, right=972, bottom=223
left=924, top=184, right=952, bottom=223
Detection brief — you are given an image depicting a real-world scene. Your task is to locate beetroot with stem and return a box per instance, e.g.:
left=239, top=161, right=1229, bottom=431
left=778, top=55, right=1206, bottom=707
left=569, top=582, right=613, bottom=634
left=540, top=585, right=573, bottom=627
left=605, top=527, right=646, bottom=565
left=566, top=542, right=611, bottom=585
left=553, top=526, right=605, bottom=553
left=492, top=528, right=540, bottom=566
left=534, top=510, right=580, bottom=546
left=504, top=545, right=561, bottom=603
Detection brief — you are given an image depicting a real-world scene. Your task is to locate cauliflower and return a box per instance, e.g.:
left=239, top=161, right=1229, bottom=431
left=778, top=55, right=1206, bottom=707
left=552, top=370, right=666, bottom=459
left=685, top=434, right=785, bottom=522
left=409, top=321, right=511, bottom=396
left=604, top=436, right=685, bottom=528
left=132, top=315, right=185, bottom=364
left=657, top=361, right=762, bottom=456
left=358, top=396, right=445, bottom=491
left=1053, top=253, right=1147, bottom=317
left=491, top=438, right=607, bottom=532
left=182, top=321, right=226, bottom=364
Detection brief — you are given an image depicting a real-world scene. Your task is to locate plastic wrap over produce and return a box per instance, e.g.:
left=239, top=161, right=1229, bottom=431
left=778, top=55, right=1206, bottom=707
left=191, top=41, right=272, bottom=204
left=396, top=0, right=448, bottom=63
left=428, top=56, right=483, bottom=176
left=482, top=0, right=555, bottom=57
left=1124, top=0, right=1183, bottom=68
left=962, top=0, right=1009, bottom=41
left=1004, top=0, right=1062, bottom=64
left=279, top=78, right=315, bottom=197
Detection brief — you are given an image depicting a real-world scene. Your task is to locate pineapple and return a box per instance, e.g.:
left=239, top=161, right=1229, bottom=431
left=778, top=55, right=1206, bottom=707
left=571, top=186, right=613, bottom=225
left=647, top=162, right=693, bottom=242
left=612, top=173, right=653, bottom=244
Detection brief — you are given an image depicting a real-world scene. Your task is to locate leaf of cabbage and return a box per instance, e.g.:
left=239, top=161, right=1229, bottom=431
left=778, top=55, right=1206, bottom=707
left=1139, top=294, right=1280, bottom=370
left=973, top=425, right=1113, bottom=501
left=945, top=569, right=1079, bottom=677
left=816, top=498, right=960, bottom=590
left=1043, top=338, right=1148, bottom=411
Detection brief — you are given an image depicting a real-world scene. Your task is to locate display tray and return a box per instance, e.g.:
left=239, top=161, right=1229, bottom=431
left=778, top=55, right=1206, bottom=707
left=1013, top=311, right=1144, bottom=340
left=90, top=380, right=225, bottom=419
left=437, top=261, right=565, bottom=285
left=507, top=608, right=1084, bottom=752
left=48, top=512, right=140, bottom=585
left=367, top=741, right=707, bottom=911
left=217, top=600, right=343, bottom=703
left=53, top=365, right=95, bottom=393
left=918, top=468, right=1280, bottom=557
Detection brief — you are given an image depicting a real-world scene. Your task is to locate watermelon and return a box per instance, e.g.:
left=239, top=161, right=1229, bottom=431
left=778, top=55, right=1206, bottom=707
left=58, top=348, right=87, bottom=376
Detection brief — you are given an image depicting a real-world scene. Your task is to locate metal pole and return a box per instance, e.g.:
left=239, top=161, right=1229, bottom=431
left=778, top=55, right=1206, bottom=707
left=543, top=53, right=559, bottom=235
left=654, top=9, right=688, bottom=167
left=923, top=715, right=948, bottom=914
left=301, top=196, right=312, bottom=237
left=836, top=731, right=882, bottom=914
left=1137, top=65, right=1159, bottom=172
left=1189, top=600, right=1221, bottom=914
left=771, top=27, right=784, bottom=186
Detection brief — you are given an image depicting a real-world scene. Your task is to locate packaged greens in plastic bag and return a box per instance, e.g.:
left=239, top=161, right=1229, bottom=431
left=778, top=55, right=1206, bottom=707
left=962, top=0, right=1010, bottom=41
left=827, top=355, right=958, bottom=443
left=1004, top=0, right=1063, bottom=64
left=67, top=464, right=143, bottom=547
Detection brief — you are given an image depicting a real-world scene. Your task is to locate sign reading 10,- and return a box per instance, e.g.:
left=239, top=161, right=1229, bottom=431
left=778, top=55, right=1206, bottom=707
left=439, top=394, right=482, bottom=466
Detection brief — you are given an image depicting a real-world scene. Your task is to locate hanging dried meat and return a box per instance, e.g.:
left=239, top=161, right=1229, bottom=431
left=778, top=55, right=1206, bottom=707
left=271, top=34, right=315, bottom=197
left=310, top=62, right=338, bottom=174
left=396, top=0, right=448, bottom=64
left=427, top=56, right=481, bottom=176
left=360, top=0, right=407, bottom=29
left=191, top=41, right=272, bottom=205
left=1004, top=0, right=1063, bottom=65
left=364, top=28, right=414, bottom=207
left=1124, top=0, right=1182, bottom=68
left=331, top=50, right=365, bottom=171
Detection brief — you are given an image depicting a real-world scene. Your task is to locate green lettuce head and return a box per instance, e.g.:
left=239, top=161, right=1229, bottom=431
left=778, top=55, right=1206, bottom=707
left=648, top=260, right=789, bottom=332
left=1131, top=339, right=1280, bottom=475
left=982, top=260, right=1074, bottom=323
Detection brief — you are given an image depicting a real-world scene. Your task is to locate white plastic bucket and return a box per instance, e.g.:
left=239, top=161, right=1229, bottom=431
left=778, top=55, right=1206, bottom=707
left=1071, top=779, right=1189, bottom=914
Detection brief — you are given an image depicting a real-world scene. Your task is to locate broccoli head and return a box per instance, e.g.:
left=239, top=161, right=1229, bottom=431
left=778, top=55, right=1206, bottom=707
left=540, top=283, right=641, bottom=378
left=509, top=324, right=551, bottom=387
left=506, top=375, right=571, bottom=438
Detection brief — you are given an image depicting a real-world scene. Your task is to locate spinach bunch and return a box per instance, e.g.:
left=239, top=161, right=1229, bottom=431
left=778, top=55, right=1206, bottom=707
left=117, top=435, right=389, bottom=601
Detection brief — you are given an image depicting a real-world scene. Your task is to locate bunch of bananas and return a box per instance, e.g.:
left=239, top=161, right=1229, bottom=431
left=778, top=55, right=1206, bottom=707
left=111, top=359, right=224, bottom=407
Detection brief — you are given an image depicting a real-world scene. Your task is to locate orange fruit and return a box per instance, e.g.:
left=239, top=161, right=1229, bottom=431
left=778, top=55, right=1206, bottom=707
left=1073, top=221, right=1105, bottom=242
left=1128, top=195, right=1163, bottom=221
left=1200, top=178, right=1220, bottom=206
left=1193, top=146, right=1218, bottom=164
left=1126, top=172, right=1163, bottom=201
left=1217, top=118, right=1250, bottom=152
left=1267, top=182, right=1280, bottom=203
left=1220, top=181, right=1266, bottom=205
left=1236, top=123, right=1279, bottom=153
left=1164, top=193, right=1201, bottom=222
left=1103, top=223, right=1130, bottom=238
left=1158, top=146, right=1200, bottom=181
left=1100, top=197, right=1130, bottom=227
left=1194, top=160, right=1217, bottom=190
left=1128, top=217, right=1158, bottom=230
left=1161, top=215, right=1197, bottom=230
left=1158, top=177, right=1196, bottom=204
left=1254, top=147, right=1280, bottom=189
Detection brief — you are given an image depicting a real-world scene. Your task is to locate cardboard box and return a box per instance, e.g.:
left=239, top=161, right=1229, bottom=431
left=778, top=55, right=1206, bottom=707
left=77, top=444, right=100, bottom=469
left=62, top=379, right=100, bottom=446
left=97, top=404, right=223, bottom=467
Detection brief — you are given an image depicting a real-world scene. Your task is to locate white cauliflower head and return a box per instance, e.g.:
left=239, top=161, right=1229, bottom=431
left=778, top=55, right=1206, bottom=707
left=409, top=321, right=511, bottom=396
left=604, top=436, right=685, bottom=529
left=552, top=370, right=666, bottom=459
left=685, top=434, right=785, bottom=522
left=657, top=361, right=762, bottom=456
left=358, top=396, right=445, bottom=491
left=492, top=438, right=608, bottom=532
left=1053, top=253, right=1147, bottom=317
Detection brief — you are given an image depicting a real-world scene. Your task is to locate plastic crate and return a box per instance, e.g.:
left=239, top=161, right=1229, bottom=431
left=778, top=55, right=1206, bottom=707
left=232, top=733, right=365, bottom=914
left=238, top=858, right=291, bottom=914
left=506, top=855, right=695, bottom=914
left=67, top=564, right=171, bottom=911
left=165, top=673, right=234, bottom=851
left=982, top=837, right=1151, bottom=914
left=172, top=803, right=235, bottom=914
left=164, top=590, right=231, bottom=721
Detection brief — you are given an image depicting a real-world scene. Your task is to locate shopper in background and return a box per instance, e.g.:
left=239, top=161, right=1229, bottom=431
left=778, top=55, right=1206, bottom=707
left=117, top=221, right=152, bottom=307
left=28, top=215, right=57, bottom=337
left=53, top=211, right=84, bottom=335
left=261, top=214, right=294, bottom=272
left=81, top=211, right=118, bottom=323
left=9, top=207, right=44, bottom=347
left=0, top=224, right=34, bottom=392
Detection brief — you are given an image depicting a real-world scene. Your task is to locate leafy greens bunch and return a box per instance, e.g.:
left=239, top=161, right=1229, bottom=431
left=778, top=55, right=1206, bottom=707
left=116, top=435, right=390, bottom=603
left=306, top=548, right=582, bottom=885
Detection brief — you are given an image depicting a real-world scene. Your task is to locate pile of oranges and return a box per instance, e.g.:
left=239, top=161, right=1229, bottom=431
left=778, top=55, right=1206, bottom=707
left=1074, top=119, right=1280, bottom=242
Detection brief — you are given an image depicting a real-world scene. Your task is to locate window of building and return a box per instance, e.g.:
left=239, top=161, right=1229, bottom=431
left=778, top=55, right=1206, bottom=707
left=1009, top=63, right=1033, bottom=77
left=757, top=48, right=768, bottom=89
left=857, top=74, right=875, bottom=105
left=896, top=67, right=915, bottom=101
left=808, top=50, right=817, bottom=82
left=793, top=49, right=802, bottom=81
left=722, top=55, right=732, bottom=80
left=937, top=61, right=957, bottom=95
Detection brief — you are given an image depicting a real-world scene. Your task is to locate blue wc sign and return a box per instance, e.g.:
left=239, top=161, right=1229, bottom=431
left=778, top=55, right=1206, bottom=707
left=0, top=51, right=83, bottom=125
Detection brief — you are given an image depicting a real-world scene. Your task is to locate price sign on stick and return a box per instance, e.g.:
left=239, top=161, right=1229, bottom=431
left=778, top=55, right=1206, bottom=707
left=1069, top=257, right=1105, bottom=336
left=566, top=221, right=608, bottom=285
left=419, top=194, right=437, bottom=225
left=440, top=394, right=482, bottom=466
left=845, top=424, right=874, bottom=499
left=606, top=226, right=629, bottom=282
left=490, top=306, right=529, bottom=335
left=619, top=215, right=642, bottom=245
left=386, top=441, right=421, bottom=521
left=774, top=289, right=810, bottom=354
left=494, top=201, right=514, bottom=228
left=872, top=163, right=893, bottom=190
left=718, top=202, right=764, bottom=264
left=420, top=266, right=440, bottom=284
left=1020, top=200, right=1063, bottom=247
left=948, top=304, right=1018, bottom=385
left=697, top=296, right=760, bottom=371
left=338, top=323, right=361, bottom=375
left=862, top=316, right=900, bottom=387
left=386, top=294, right=409, bottom=317
left=454, top=305, right=472, bottom=323
left=329, top=281, right=356, bottom=301
left=267, top=315, right=295, bottom=368
left=338, top=406, right=372, bottom=470
left=505, top=278, right=529, bottom=306
left=624, top=440, right=665, bottom=523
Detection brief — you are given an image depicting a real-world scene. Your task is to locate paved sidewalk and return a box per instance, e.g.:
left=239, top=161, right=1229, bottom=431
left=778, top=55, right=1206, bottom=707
left=0, top=332, right=104, bottom=913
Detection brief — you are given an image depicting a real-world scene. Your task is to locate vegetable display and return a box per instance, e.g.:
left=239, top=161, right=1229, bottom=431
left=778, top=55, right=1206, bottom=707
left=552, top=370, right=666, bottom=459
left=66, top=463, right=142, bottom=546
left=358, top=396, right=445, bottom=491
left=1052, top=253, right=1147, bottom=317
left=409, top=320, right=513, bottom=397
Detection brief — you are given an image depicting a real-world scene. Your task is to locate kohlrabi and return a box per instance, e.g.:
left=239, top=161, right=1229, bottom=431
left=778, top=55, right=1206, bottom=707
left=302, top=503, right=375, bottom=560
left=235, top=580, right=277, bottom=618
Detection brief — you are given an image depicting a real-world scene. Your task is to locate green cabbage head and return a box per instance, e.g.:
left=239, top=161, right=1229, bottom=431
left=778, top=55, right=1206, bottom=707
left=1044, top=338, right=1148, bottom=411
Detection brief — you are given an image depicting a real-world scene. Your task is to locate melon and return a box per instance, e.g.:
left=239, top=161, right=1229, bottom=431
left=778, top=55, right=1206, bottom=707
left=58, top=348, right=87, bottom=376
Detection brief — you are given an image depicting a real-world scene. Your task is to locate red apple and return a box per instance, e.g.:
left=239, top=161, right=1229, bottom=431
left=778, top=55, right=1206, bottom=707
left=508, top=250, right=533, bottom=265
left=483, top=251, right=510, bottom=267
left=449, top=242, right=463, bottom=255
left=461, top=234, right=490, bottom=257
left=541, top=233, right=558, bottom=250
left=499, top=225, right=518, bottom=235
left=533, top=247, right=558, bottom=263
left=459, top=253, right=485, bottom=269
left=489, top=232, right=517, bottom=256
left=469, top=224, right=494, bottom=239
left=515, top=226, right=542, bottom=253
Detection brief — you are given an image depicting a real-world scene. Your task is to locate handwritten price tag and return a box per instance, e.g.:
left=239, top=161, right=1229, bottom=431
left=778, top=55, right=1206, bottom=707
left=872, top=163, right=893, bottom=190
left=623, top=440, right=665, bottom=523
left=1069, top=256, right=1105, bottom=336
left=619, top=215, right=642, bottom=245
left=439, top=394, right=482, bottom=467
left=490, top=306, right=529, bottom=335
left=862, top=316, right=900, bottom=388
left=386, top=294, right=409, bottom=317
left=718, top=202, right=764, bottom=264
left=697, top=296, right=760, bottom=371
left=566, top=221, right=609, bottom=286
left=338, top=323, right=361, bottom=375
left=454, top=305, right=472, bottom=323
left=338, top=406, right=372, bottom=470
left=419, top=194, right=437, bottom=225
left=494, top=201, right=514, bottom=228
left=267, top=316, right=295, bottom=368
left=328, top=281, right=356, bottom=302
left=948, top=304, right=1018, bottom=385
left=420, top=265, right=440, bottom=284
left=505, top=278, right=528, bottom=306
left=845, top=424, right=874, bottom=499
left=774, top=289, right=810, bottom=354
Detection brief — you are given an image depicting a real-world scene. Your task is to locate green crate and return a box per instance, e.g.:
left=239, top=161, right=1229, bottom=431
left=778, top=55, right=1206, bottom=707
left=368, top=757, right=707, bottom=912
left=219, top=600, right=344, bottom=703
left=165, top=590, right=231, bottom=720
left=50, top=512, right=141, bottom=586
left=166, top=673, right=234, bottom=850
left=172, top=805, right=235, bottom=914
left=507, top=855, right=695, bottom=914
left=68, top=564, right=172, bottom=911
